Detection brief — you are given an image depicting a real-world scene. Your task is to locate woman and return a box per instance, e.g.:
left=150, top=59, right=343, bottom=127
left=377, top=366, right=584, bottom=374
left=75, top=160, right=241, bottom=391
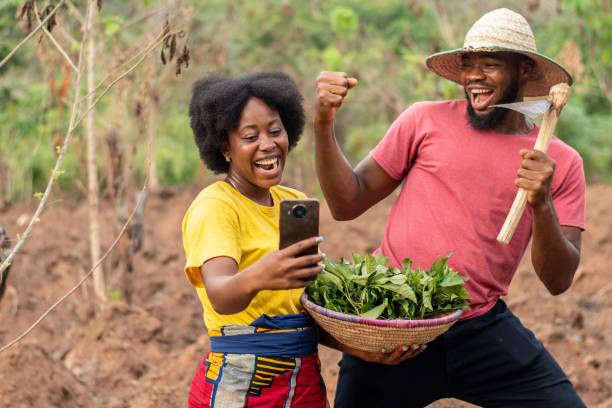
left=183, top=72, right=327, bottom=407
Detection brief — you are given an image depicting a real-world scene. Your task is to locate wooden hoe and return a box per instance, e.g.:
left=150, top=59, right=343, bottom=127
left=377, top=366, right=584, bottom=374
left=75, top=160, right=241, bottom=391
left=494, top=83, right=571, bottom=244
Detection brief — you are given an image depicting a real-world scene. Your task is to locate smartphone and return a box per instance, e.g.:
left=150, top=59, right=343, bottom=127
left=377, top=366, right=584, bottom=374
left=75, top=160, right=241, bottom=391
left=279, top=199, right=320, bottom=256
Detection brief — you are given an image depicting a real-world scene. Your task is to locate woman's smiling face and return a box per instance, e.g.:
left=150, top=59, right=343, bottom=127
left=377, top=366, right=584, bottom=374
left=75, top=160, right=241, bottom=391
left=224, top=97, right=289, bottom=203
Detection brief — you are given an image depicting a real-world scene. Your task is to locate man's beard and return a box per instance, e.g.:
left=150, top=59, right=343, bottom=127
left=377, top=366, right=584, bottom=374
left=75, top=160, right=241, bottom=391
left=465, top=80, right=520, bottom=130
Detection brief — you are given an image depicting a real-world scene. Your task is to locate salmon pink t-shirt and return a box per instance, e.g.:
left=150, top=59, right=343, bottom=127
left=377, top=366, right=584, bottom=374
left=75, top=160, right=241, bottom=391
left=371, top=100, right=586, bottom=320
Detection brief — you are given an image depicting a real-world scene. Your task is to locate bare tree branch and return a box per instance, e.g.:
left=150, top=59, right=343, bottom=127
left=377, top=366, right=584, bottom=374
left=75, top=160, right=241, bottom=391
left=74, top=28, right=180, bottom=127
left=0, top=0, right=66, bottom=70
left=124, top=7, right=164, bottom=29
left=0, top=11, right=172, bottom=284
left=0, top=179, right=148, bottom=353
left=34, top=1, right=78, bottom=73
left=55, top=23, right=81, bottom=49
left=64, top=0, right=85, bottom=25
left=0, top=2, right=88, bottom=283
left=80, top=25, right=182, bottom=105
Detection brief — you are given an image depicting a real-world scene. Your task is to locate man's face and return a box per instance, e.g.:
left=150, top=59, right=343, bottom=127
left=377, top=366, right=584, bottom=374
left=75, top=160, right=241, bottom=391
left=460, top=52, right=523, bottom=130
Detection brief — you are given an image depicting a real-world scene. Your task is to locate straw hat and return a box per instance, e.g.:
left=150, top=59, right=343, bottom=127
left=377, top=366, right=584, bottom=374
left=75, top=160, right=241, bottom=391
left=425, top=8, right=572, bottom=97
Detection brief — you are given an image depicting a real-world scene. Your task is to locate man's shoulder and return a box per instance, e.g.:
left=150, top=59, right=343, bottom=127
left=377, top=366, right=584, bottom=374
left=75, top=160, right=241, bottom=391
left=399, top=99, right=466, bottom=120
left=549, top=136, right=583, bottom=163
left=410, top=99, right=465, bottom=110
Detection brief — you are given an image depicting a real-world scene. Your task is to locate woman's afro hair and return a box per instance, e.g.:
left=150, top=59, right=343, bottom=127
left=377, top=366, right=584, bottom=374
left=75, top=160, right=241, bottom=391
left=188, top=71, right=305, bottom=174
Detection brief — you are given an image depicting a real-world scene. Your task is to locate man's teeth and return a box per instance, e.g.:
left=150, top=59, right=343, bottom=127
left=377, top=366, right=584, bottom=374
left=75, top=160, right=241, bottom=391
left=472, top=89, right=492, bottom=95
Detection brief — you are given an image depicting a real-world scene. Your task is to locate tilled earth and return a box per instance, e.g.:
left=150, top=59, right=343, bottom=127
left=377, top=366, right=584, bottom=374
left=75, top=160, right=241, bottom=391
left=0, top=184, right=610, bottom=407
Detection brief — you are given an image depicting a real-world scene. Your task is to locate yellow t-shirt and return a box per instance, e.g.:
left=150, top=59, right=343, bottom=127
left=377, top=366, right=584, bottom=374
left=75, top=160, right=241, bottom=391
left=182, top=181, right=307, bottom=333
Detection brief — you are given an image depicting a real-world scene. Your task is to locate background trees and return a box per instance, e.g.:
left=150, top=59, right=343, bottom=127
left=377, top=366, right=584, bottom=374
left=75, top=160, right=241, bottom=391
left=1, top=0, right=610, bottom=206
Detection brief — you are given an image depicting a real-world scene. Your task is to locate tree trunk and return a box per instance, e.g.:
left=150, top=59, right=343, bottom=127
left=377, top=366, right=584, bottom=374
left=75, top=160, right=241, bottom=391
left=86, top=0, right=106, bottom=302
left=146, top=90, right=159, bottom=192
left=0, top=225, right=11, bottom=302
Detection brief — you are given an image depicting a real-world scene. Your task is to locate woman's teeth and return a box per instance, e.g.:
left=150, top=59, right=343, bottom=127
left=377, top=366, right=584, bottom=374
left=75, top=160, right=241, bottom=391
left=255, top=157, right=278, bottom=170
left=256, top=158, right=277, bottom=165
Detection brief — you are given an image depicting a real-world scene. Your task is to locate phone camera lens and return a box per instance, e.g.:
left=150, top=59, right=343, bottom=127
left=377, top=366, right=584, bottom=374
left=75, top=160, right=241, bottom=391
left=291, top=204, right=307, bottom=219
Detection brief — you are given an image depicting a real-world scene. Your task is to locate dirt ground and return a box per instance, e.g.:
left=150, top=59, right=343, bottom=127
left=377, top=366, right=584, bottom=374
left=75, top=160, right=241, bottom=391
left=0, top=183, right=610, bottom=407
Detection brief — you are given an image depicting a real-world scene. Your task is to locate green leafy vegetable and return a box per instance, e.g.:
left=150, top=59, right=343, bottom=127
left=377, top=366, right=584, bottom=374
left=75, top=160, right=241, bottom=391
left=306, top=254, right=470, bottom=319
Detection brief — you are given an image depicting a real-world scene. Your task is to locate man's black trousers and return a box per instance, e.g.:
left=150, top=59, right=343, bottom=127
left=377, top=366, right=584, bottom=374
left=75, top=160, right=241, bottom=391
left=334, top=300, right=585, bottom=408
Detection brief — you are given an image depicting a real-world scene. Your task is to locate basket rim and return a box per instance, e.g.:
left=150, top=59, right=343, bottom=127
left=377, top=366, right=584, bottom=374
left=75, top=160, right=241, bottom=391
left=300, top=293, right=463, bottom=328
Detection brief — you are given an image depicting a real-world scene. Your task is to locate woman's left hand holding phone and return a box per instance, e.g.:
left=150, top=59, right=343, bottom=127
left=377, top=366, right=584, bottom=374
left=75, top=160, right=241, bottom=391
left=201, top=236, right=325, bottom=315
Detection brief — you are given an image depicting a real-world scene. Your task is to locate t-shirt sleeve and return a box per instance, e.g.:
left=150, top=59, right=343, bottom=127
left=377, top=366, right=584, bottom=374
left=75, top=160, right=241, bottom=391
left=182, top=198, right=241, bottom=287
left=370, top=105, right=425, bottom=180
left=552, top=155, right=586, bottom=230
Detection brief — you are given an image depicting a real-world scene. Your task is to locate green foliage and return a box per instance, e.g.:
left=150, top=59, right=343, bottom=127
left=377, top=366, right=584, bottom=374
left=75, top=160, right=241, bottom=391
left=344, top=122, right=389, bottom=160
left=306, top=254, right=470, bottom=319
left=0, top=78, right=78, bottom=201
left=154, top=107, right=200, bottom=185
left=0, top=0, right=610, bottom=203
left=0, top=0, right=26, bottom=67
left=109, top=289, right=122, bottom=301
left=557, top=103, right=612, bottom=182
left=330, top=6, right=359, bottom=37
left=539, top=0, right=611, bottom=115
left=101, top=16, right=124, bottom=37
left=322, top=46, right=343, bottom=71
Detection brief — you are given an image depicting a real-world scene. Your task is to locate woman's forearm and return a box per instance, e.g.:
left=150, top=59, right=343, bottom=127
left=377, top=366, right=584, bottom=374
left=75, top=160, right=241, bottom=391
left=205, top=270, right=258, bottom=315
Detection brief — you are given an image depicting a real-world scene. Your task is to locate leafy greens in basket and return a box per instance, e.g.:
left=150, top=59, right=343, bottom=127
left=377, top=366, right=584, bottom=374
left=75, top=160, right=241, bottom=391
left=305, top=254, right=470, bottom=320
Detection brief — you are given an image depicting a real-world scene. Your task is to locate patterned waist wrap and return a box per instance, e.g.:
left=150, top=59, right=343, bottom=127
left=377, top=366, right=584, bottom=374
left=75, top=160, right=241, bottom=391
left=209, top=313, right=318, bottom=357
left=189, top=313, right=327, bottom=407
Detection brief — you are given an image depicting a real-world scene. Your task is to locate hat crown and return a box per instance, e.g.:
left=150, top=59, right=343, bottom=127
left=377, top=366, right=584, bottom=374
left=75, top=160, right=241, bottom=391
left=463, top=8, right=537, bottom=53
left=425, top=8, right=572, bottom=97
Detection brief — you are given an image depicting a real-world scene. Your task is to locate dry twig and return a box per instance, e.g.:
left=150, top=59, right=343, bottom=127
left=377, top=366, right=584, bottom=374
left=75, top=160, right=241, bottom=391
left=64, top=0, right=85, bottom=24
left=73, top=28, right=181, bottom=127
left=0, top=182, right=148, bottom=353
left=34, top=1, right=78, bottom=73
left=0, top=2, right=180, bottom=347
left=79, top=25, right=183, bottom=105
left=0, top=1, right=88, bottom=284
left=0, top=10, right=173, bottom=285
left=0, top=0, right=66, bottom=70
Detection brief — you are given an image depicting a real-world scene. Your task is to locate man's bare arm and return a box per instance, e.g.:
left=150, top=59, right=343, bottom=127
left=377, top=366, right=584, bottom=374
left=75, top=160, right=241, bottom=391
left=531, top=219, right=581, bottom=295
left=314, top=71, right=401, bottom=220
left=517, top=149, right=582, bottom=295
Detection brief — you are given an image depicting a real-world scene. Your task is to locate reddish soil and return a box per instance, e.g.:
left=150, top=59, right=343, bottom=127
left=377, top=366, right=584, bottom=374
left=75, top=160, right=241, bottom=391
left=0, top=184, right=610, bottom=407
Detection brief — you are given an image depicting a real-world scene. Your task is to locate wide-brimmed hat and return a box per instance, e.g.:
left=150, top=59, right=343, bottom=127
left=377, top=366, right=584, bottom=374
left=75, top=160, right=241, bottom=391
left=425, top=8, right=572, bottom=97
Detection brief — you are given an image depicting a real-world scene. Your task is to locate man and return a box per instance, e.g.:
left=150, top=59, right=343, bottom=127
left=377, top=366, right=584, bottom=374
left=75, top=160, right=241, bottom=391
left=314, top=8, right=586, bottom=407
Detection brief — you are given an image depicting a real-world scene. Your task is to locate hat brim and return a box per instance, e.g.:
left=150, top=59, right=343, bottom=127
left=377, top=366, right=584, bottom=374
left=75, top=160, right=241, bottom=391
left=425, top=47, right=573, bottom=97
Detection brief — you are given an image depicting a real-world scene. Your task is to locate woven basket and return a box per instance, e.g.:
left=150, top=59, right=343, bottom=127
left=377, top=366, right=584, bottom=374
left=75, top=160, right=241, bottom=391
left=301, top=293, right=463, bottom=353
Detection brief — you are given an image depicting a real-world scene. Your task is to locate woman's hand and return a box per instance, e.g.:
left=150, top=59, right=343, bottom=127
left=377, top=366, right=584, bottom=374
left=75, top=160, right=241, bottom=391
left=200, top=236, right=323, bottom=315
left=244, top=236, right=326, bottom=292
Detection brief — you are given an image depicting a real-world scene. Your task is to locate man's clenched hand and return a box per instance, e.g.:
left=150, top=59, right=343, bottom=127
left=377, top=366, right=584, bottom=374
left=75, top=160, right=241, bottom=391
left=315, top=71, right=358, bottom=123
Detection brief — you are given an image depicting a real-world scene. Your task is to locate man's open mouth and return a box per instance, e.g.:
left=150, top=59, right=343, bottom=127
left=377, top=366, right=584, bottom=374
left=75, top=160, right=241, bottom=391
left=470, top=88, right=495, bottom=111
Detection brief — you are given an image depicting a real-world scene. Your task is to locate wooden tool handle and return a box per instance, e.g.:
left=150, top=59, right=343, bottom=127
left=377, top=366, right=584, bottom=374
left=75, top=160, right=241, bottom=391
left=497, top=109, right=560, bottom=244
